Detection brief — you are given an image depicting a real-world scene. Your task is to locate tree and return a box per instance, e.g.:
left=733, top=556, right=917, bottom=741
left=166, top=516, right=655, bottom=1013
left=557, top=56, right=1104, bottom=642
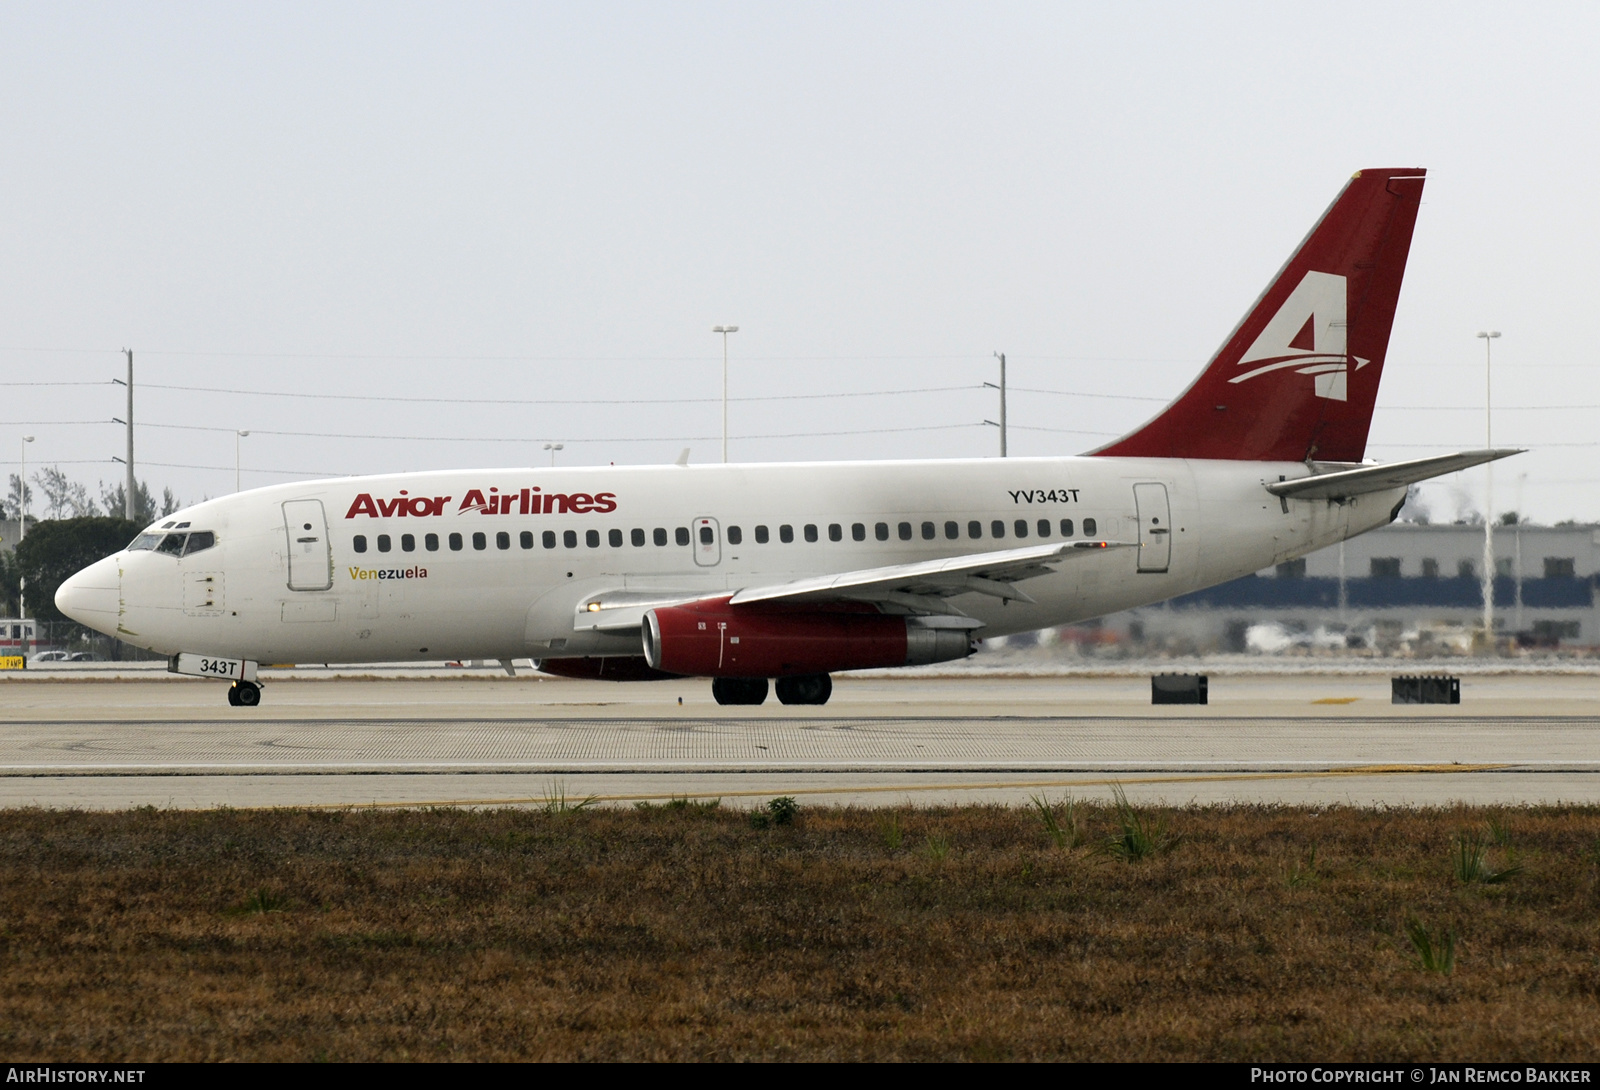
left=32, top=466, right=100, bottom=519
left=97, top=480, right=175, bottom=524
left=12, top=517, right=141, bottom=623
left=3, top=474, right=32, bottom=522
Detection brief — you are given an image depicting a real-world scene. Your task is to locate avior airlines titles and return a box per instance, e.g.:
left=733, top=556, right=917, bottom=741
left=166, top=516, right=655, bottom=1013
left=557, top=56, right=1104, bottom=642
left=56, top=167, right=1518, bottom=707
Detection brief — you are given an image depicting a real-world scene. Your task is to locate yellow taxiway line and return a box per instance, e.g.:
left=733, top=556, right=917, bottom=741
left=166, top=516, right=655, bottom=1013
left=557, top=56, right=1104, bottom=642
left=308, top=762, right=1514, bottom=811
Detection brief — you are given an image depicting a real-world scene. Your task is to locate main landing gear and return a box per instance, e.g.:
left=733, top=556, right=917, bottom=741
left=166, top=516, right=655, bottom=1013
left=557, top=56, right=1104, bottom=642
left=711, top=677, right=768, bottom=705
left=710, top=674, right=833, bottom=706
left=227, top=680, right=262, bottom=707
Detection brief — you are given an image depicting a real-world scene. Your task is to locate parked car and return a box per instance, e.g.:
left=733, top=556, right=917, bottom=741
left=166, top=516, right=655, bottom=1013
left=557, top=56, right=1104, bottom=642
left=67, top=652, right=105, bottom=662
left=28, top=651, right=70, bottom=663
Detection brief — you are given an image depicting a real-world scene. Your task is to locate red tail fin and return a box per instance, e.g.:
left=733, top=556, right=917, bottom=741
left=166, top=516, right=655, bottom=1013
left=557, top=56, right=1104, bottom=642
left=1092, top=168, right=1426, bottom=462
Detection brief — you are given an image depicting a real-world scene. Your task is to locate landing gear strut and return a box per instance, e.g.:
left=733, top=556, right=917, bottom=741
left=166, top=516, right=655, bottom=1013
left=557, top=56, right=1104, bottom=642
left=227, top=680, right=261, bottom=707
left=775, top=674, right=832, bottom=706
left=711, top=677, right=769, bottom=706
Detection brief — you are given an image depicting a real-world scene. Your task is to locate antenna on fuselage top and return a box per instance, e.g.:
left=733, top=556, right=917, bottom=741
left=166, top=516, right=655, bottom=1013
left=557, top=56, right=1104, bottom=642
left=675, top=448, right=691, bottom=467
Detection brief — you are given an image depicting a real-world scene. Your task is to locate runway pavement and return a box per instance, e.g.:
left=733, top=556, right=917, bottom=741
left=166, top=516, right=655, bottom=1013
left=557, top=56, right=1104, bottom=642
left=2, top=672, right=1598, bottom=808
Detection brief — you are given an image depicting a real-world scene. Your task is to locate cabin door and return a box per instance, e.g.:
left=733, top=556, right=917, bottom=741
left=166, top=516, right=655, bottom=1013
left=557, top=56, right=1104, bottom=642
left=1133, top=483, right=1172, bottom=573
left=283, top=500, right=333, bottom=591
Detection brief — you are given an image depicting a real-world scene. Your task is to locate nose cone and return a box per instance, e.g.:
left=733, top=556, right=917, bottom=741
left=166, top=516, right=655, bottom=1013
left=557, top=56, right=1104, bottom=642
left=55, top=556, right=121, bottom=635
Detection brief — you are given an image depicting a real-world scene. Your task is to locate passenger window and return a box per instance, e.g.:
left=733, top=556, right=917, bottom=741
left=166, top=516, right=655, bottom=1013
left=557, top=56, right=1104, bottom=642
left=852, top=523, right=866, bottom=542
left=543, top=530, right=557, bottom=549
left=378, top=535, right=392, bottom=553
left=675, top=527, right=690, bottom=547
left=609, top=529, right=623, bottom=547
left=780, top=525, right=794, bottom=543
left=353, top=535, right=368, bottom=554
left=401, top=533, right=415, bottom=552
left=1014, top=520, right=1028, bottom=539
left=897, top=522, right=912, bottom=541
left=875, top=522, right=889, bottom=541
left=520, top=531, right=533, bottom=549
left=1083, top=517, right=1097, bottom=536
left=183, top=531, right=216, bottom=555
left=654, top=528, right=668, bottom=546
left=563, top=530, right=578, bottom=549
left=968, top=521, right=982, bottom=539
left=586, top=529, right=600, bottom=548
left=497, top=531, right=511, bottom=550
left=991, top=520, right=1005, bottom=538
left=921, top=521, right=935, bottom=541
left=1060, top=519, right=1074, bottom=537
left=945, top=521, right=959, bottom=540
left=699, top=526, right=714, bottom=545
left=472, top=532, right=487, bottom=551
left=127, top=533, right=161, bottom=551
left=828, top=524, right=842, bottom=542
left=449, top=533, right=464, bottom=551
left=804, top=524, right=818, bottom=543
left=426, top=533, right=440, bottom=551
left=631, top=528, right=646, bottom=547
left=1037, top=520, right=1051, bottom=538
left=156, top=533, right=187, bottom=556
left=727, top=526, right=742, bottom=545
left=755, top=525, right=769, bottom=544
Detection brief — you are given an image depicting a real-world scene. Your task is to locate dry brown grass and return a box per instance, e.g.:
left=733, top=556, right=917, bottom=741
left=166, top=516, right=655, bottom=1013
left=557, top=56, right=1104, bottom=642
left=3, top=799, right=1600, bottom=1061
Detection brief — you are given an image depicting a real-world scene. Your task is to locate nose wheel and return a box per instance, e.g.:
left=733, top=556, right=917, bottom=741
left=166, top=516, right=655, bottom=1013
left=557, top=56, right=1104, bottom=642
left=227, top=680, right=262, bottom=707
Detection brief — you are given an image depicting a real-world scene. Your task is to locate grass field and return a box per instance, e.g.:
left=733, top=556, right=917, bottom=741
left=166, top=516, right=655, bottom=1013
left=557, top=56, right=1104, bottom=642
left=3, top=797, right=1599, bottom=1061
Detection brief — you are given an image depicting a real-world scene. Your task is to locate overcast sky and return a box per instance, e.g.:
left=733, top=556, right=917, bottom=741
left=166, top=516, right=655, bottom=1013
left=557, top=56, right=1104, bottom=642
left=1, top=2, right=1595, bottom=523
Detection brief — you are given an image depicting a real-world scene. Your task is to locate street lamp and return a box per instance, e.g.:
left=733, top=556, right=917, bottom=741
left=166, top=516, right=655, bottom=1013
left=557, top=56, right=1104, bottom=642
left=712, top=325, right=739, bottom=463
left=18, top=436, right=32, bottom=638
left=1476, top=330, right=1501, bottom=647
left=235, top=430, right=250, bottom=493
left=543, top=442, right=564, bottom=467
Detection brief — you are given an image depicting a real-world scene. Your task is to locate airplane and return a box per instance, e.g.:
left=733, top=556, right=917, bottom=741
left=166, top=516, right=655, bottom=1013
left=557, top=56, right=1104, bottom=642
left=55, top=166, right=1519, bottom=707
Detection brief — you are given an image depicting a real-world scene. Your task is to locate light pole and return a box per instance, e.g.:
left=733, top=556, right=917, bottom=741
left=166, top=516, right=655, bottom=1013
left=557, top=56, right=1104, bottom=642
left=1476, top=330, right=1500, bottom=647
left=18, top=436, right=32, bottom=643
left=235, top=430, right=250, bottom=493
left=543, top=442, right=564, bottom=467
left=712, top=325, right=738, bottom=463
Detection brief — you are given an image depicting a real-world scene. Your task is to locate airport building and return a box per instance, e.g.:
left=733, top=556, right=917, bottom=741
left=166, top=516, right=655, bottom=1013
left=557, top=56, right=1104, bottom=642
left=1077, top=522, right=1600, bottom=654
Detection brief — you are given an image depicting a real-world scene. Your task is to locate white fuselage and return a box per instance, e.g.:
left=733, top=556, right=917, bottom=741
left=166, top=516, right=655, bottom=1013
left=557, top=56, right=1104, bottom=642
left=57, top=456, right=1402, bottom=666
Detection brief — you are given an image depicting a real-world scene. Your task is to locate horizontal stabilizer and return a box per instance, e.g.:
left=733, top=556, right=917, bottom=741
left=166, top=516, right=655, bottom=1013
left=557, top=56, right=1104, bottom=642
left=730, top=539, right=1133, bottom=612
left=1266, top=449, right=1523, bottom=501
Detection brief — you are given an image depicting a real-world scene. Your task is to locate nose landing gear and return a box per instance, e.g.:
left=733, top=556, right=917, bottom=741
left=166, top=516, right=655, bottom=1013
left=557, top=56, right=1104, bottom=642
left=227, top=680, right=262, bottom=707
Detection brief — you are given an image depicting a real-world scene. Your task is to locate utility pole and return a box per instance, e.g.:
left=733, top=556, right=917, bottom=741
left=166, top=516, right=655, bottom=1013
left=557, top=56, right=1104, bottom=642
left=984, top=352, right=1008, bottom=456
left=1476, top=331, right=1500, bottom=647
left=712, top=326, right=738, bottom=463
left=18, top=435, right=32, bottom=649
left=112, top=349, right=135, bottom=519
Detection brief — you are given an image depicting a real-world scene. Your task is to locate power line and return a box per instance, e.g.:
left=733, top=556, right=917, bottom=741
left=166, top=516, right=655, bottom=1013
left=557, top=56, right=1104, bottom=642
left=137, top=382, right=979, bottom=407
left=132, top=420, right=984, bottom=443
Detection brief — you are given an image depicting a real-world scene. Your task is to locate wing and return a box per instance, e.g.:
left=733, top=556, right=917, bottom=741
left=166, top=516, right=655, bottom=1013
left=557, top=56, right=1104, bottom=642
left=730, top=539, right=1133, bottom=614
left=572, top=539, right=1133, bottom=631
left=1267, top=449, right=1522, bottom=501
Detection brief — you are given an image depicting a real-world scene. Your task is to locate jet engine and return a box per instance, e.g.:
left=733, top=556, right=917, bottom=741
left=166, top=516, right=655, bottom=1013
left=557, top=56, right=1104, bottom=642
left=641, top=597, right=974, bottom=678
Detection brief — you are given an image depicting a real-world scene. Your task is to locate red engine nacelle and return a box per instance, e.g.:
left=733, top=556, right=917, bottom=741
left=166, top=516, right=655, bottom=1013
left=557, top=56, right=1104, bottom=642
left=641, top=597, right=974, bottom=678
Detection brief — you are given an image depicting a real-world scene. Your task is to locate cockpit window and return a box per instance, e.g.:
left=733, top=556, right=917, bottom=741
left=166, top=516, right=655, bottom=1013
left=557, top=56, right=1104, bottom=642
left=183, top=531, right=216, bottom=556
left=128, top=533, right=161, bottom=552
left=155, top=533, right=187, bottom=556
